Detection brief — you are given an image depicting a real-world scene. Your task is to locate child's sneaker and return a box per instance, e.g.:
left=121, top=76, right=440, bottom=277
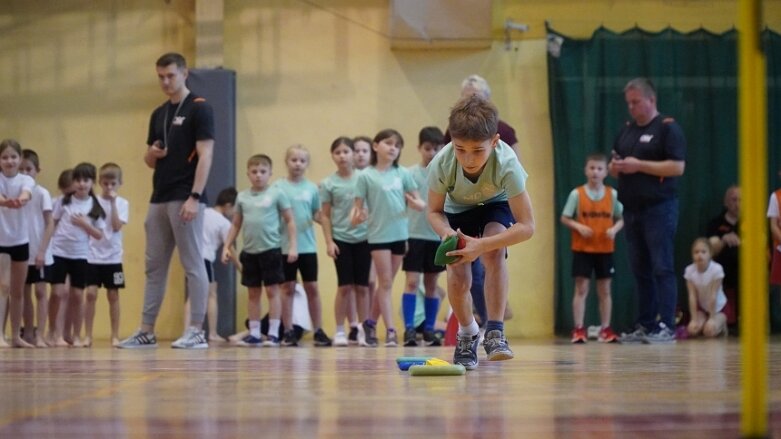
left=483, top=330, right=514, bottom=361
left=263, top=335, right=280, bottom=347
left=313, top=328, right=332, bottom=347
left=598, top=326, right=618, bottom=343
left=453, top=332, right=480, bottom=370
left=348, top=326, right=359, bottom=345
left=171, top=327, right=208, bottom=349
left=423, top=330, right=441, bottom=346
left=385, top=330, right=398, bottom=347
left=282, top=330, right=298, bottom=347
left=619, top=326, right=648, bottom=344
left=361, top=321, right=378, bottom=347
left=116, top=330, right=158, bottom=349
left=571, top=327, right=587, bottom=344
left=236, top=334, right=263, bottom=347
left=643, top=323, right=676, bottom=344
left=403, top=328, right=417, bottom=346
left=333, top=332, right=348, bottom=347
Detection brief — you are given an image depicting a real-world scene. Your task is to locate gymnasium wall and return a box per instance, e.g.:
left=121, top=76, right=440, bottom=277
left=0, top=0, right=773, bottom=339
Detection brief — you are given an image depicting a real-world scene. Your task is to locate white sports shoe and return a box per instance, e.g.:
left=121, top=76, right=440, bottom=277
left=333, top=332, right=349, bottom=347
left=171, top=327, right=208, bottom=349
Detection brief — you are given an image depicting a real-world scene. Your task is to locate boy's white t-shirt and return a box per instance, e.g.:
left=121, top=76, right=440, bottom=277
left=88, top=196, right=129, bottom=264
left=0, top=172, right=35, bottom=246
left=51, top=196, right=105, bottom=260
left=24, top=185, right=54, bottom=266
left=683, top=261, right=727, bottom=314
left=201, top=207, right=231, bottom=262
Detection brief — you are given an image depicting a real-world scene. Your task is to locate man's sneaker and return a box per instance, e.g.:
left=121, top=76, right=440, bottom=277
left=116, top=330, right=158, bottom=349
left=385, top=330, right=398, bottom=347
left=263, top=335, right=280, bottom=347
left=423, top=330, right=441, bottom=346
left=598, top=326, right=618, bottom=343
left=236, top=334, right=262, bottom=347
left=483, top=330, right=514, bottom=361
left=571, top=327, right=587, bottom=344
left=453, top=332, right=480, bottom=370
left=282, top=330, right=298, bottom=347
left=333, top=332, right=349, bottom=347
left=171, top=327, right=208, bottom=349
left=643, top=323, right=677, bottom=344
left=348, top=326, right=359, bottom=345
left=361, top=321, right=378, bottom=347
left=403, top=328, right=417, bottom=346
left=313, top=328, right=332, bottom=347
left=619, top=326, right=648, bottom=344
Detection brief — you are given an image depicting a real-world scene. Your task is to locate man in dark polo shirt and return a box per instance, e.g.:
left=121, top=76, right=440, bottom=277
left=609, top=77, right=686, bottom=344
left=118, top=52, right=215, bottom=349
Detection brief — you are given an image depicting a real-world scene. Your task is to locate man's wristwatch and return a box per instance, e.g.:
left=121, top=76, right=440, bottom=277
left=189, top=192, right=201, bottom=201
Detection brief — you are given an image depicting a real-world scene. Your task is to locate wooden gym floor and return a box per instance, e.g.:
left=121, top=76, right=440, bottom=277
left=1, top=337, right=780, bottom=438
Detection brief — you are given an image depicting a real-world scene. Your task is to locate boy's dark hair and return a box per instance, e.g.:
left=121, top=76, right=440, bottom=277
left=215, top=187, right=237, bottom=207
left=370, top=129, right=404, bottom=167
left=247, top=154, right=272, bottom=168
left=22, top=149, right=40, bottom=171
left=65, top=162, right=106, bottom=220
left=99, top=162, right=123, bottom=183
left=418, top=126, right=444, bottom=146
left=448, top=95, right=498, bottom=142
left=156, top=52, right=187, bottom=69
left=58, top=169, right=73, bottom=191
left=585, top=152, right=608, bottom=164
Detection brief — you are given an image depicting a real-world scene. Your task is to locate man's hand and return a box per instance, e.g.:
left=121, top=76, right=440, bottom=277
left=180, top=197, right=199, bottom=222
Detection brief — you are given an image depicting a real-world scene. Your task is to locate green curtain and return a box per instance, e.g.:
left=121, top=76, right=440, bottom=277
left=545, top=26, right=781, bottom=334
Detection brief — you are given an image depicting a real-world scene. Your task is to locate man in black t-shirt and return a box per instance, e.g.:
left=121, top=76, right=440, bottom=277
left=609, top=77, right=686, bottom=344
left=118, top=53, right=215, bottom=349
left=707, top=185, right=740, bottom=328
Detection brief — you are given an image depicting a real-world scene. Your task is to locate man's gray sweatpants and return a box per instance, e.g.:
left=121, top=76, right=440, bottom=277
left=142, top=201, right=207, bottom=327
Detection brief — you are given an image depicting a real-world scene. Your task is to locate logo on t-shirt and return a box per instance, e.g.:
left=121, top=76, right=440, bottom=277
left=257, top=196, right=272, bottom=208
left=383, top=177, right=403, bottom=192
left=173, top=116, right=186, bottom=126
left=639, top=134, right=654, bottom=143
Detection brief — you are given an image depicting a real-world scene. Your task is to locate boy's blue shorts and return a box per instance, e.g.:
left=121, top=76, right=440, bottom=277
left=444, top=201, right=514, bottom=238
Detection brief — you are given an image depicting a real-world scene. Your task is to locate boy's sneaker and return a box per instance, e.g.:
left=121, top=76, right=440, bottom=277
left=385, top=330, right=398, bottom=347
left=453, top=332, right=480, bottom=370
left=483, top=330, right=514, bottom=361
left=423, top=330, right=441, bottom=346
left=282, top=330, right=298, bottom=347
left=348, top=326, right=359, bottom=345
left=333, top=332, right=348, bottom=347
left=263, top=335, right=280, bottom=347
left=313, top=328, right=332, bottom=347
left=117, top=330, right=158, bottom=349
left=619, top=326, right=648, bottom=344
left=598, top=326, right=618, bottom=343
left=236, top=334, right=263, bottom=347
left=171, top=327, right=208, bottom=349
left=643, top=323, right=677, bottom=344
left=403, top=328, right=417, bottom=346
left=571, top=327, right=587, bottom=344
left=361, top=321, right=378, bottom=347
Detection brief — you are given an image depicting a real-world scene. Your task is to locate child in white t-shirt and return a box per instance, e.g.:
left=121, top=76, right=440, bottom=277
left=85, top=163, right=129, bottom=347
left=684, top=238, right=728, bottom=338
left=19, top=149, right=55, bottom=347
left=49, top=163, right=106, bottom=347
left=184, top=187, right=238, bottom=342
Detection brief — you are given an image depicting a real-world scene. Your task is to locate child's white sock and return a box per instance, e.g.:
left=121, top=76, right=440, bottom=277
left=458, top=319, right=480, bottom=337
left=249, top=320, right=261, bottom=338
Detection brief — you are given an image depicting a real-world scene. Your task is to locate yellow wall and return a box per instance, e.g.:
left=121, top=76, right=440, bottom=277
left=0, top=0, right=773, bottom=340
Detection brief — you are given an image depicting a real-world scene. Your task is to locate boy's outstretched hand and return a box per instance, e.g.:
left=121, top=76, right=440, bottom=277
left=446, top=229, right=482, bottom=266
